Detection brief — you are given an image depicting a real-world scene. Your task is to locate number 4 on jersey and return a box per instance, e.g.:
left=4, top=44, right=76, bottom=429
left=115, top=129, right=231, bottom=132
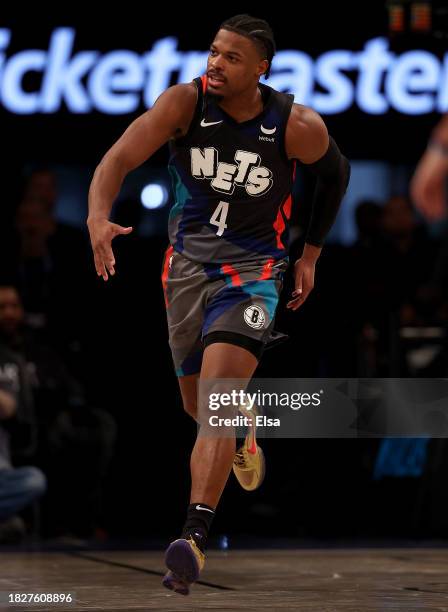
left=210, top=200, right=229, bottom=236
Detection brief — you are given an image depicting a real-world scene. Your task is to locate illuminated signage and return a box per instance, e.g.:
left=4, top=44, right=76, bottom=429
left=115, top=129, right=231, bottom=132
left=0, top=28, right=446, bottom=115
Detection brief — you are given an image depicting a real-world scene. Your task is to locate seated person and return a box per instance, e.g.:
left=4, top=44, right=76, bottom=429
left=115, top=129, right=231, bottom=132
left=0, top=344, right=46, bottom=543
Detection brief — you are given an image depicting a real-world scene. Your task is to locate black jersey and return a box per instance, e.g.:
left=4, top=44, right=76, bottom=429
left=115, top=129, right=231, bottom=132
left=167, top=75, right=296, bottom=264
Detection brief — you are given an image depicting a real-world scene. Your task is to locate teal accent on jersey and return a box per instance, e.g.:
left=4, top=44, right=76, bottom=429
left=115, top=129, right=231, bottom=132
left=243, top=280, right=279, bottom=319
left=220, top=274, right=279, bottom=320
left=168, top=163, right=192, bottom=220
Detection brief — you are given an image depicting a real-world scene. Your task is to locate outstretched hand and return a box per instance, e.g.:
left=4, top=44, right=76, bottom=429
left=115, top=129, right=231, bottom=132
left=87, top=218, right=133, bottom=281
left=286, top=257, right=316, bottom=311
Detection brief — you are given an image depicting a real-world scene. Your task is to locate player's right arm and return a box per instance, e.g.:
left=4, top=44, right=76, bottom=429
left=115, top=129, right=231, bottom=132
left=87, top=82, right=197, bottom=280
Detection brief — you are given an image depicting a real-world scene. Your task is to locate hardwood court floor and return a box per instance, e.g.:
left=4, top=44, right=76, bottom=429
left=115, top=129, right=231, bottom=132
left=1, top=546, right=448, bottom=611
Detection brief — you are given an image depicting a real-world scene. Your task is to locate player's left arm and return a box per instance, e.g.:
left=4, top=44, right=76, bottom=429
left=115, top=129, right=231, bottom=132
left=285, top=104, right=351, bottom=310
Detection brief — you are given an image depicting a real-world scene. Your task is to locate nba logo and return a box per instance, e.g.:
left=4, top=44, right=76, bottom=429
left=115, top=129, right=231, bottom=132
left=244, top=305, right=265, bottom=329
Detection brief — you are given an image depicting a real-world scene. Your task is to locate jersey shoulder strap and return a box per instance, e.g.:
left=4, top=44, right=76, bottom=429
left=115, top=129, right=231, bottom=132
left=174, top=77, right=206, bottom=144
left=261, top=85, right=294, bottom=162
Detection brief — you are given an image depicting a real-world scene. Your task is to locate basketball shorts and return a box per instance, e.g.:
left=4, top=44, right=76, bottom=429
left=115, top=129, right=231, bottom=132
left=161, top=245, right=288, bottom=377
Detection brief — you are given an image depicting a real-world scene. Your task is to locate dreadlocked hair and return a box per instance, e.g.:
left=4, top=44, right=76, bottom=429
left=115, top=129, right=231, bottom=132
left=219, top=14, right=276, bottom=79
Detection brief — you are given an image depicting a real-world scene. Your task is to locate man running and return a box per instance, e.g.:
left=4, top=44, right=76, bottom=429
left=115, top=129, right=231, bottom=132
left=87, top=14, right=350, bottom=595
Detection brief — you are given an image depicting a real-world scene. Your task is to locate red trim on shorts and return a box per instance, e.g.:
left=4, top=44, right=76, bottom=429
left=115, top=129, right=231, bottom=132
left=161, top=245, right=174, bottom=308
left=258, top=258, right=275, bottom=280
left=221, top=263, right=243, bottom=286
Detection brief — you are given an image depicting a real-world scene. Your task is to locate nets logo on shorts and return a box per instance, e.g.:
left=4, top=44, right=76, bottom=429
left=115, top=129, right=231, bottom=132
left=244, top=305, right=266, bottom=329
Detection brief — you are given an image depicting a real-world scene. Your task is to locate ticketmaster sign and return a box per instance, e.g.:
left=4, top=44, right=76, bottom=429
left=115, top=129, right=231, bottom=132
left=0, top=28, right=446, bottom=115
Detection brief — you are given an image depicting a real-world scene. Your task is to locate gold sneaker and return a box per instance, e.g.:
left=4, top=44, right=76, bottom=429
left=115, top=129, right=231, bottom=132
left=162, top=536, right=205, bottom=596
left=232, top=403, right=266, bottom=491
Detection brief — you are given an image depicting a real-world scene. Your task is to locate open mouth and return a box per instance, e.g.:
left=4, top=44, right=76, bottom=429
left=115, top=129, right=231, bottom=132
left=208, top=74, right=225, bottom=87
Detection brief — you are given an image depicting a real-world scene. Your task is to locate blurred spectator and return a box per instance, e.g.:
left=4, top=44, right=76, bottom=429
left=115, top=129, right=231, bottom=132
left=0, top=284, right=116, bottom=539
left=0, top=343, right=46, bottom=544
left=0, top=169, right=93, bottom=367
left=348, top=200, right=388, bottom=375
left=381, top=195, right=436, bottom=323
left=22, top=169, right=57, bottom=210
left=355, top=199, right=383, bottom=248
left=349, top=195, right=438, bottom=375
left=351, top=200, right=387, bottom=320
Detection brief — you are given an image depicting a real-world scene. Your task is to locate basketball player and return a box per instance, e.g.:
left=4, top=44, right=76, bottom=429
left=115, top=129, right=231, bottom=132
left=87, top=15, right=350, bottom=595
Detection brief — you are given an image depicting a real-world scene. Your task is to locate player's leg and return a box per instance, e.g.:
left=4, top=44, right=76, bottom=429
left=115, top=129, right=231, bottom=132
left=178, top=374, right=199, bottom=421
left=161, top=251, right=211, bottom=594
left=164, top=341, right=258, bottom=595
left=163, top=255, right=286, bottom=594
left=189, top=340, right=258, bottom=507
left=199, top=260, right=287, bottom=497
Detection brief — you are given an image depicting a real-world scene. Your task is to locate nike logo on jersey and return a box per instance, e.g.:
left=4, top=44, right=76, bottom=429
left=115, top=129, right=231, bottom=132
left=260, top=124, right=277, bottom=135
left=200, top=119, right=223, bottom=127
left=195, top=505, right=215, bottom=513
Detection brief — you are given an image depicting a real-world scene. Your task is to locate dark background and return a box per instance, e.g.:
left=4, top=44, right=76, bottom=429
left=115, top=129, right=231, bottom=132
left=1, top=2, right=448, bottom=544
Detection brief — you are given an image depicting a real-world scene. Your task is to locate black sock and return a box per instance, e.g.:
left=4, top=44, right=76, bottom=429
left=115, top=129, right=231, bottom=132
left=181, top=502, right=215, bottom=552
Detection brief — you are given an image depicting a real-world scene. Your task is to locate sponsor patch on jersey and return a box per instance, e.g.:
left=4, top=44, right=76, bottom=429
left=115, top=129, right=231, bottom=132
left=260, top=125, right=277, bottom=135
left=259, top=124, right=276, bottom=143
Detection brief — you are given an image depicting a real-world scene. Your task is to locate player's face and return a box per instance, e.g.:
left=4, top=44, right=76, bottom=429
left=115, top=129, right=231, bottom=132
left=206, top=29, right=268, bottom=98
